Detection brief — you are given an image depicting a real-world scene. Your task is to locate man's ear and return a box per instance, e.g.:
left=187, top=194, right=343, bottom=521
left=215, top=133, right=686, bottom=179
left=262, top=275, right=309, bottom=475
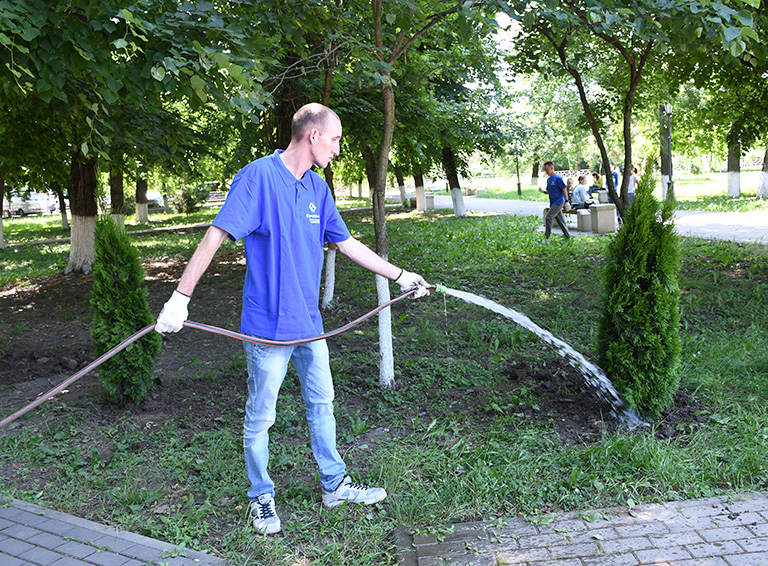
left=308, top=128, right=319, bottom=143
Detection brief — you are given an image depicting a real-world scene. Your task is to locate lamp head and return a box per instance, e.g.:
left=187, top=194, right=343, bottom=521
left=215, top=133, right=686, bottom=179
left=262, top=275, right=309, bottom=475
left=662, top=102, right=673, bottom=115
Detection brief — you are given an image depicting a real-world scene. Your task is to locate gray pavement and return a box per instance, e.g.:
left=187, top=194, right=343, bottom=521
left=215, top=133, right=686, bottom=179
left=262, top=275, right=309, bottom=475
left=2, top=195, right=767, bottom=566
left=396, top=491, right=768, bottom=566
left=0, top=496, right=227, bottom=566
left=425, top=193, right=768, bottom=244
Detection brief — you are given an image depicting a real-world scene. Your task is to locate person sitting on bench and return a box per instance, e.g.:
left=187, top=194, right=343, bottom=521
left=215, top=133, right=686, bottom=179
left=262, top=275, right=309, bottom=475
left=572, top=175, right=594, bottom=210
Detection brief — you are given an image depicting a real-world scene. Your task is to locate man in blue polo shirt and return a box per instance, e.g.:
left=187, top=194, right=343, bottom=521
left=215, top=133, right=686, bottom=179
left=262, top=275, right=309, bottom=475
left=155, top=103, right=430, bottom=535
left=539, top=161, right=571, bottom=241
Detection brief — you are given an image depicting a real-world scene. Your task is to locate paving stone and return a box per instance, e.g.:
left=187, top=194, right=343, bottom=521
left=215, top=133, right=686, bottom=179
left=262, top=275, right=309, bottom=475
left=751, top=523, right=768, bottom=537
left=663, top=558, right=730, bottom=565
left=0, top=537, right=36, bottom=556
left=567, top=527, right=618, bottom=544
left=582, top=553, right=638, bottom=566
left=0, top=518, right=14, bottom=530
left=613, top=521, right=671, bottom=538
left=414, top=533, right=438, bottom=545
left=649, top=532, right=706, bottom=547
left=443, top=554, right=496, bottom=566
left=85, top=550, right=131, bottom=566
left=54, top=540, right=98, bottom=559
left=634, top=545, right=692, bottom=563
left=50, top=557, right=90, bottom=566
left=711, top=511, right=765, bottom=527
left=27, top=531, right=67, bottom=549
left=719, top=551, right=768, bottom=566
left=598, top=536, right=653, bottom=554
left=687, top=540, right=744, bottom=558
left=2, top=524, right=43, bottom=540
left=517, top=532, right=575, bottom=548
left=548, top=541, right=600, bottom=559
left=417, top=558, right=443, bottom=566
left=18, top=545, right=64, bottom=565
left=528, top=559, right=581, bottom=566
left=495, top=547, right=549, bottom=563
left=0, top=551, right=30, bottom=566
left=736, top=537, right=768, bottom=553
left=698, top=526, right=753, bottom=543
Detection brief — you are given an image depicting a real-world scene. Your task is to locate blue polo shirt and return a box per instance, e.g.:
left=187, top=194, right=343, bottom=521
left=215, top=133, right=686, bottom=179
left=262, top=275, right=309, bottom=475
left=212, top=150, right=351, bottom=340
left=546, top=174, right=566, bottom=206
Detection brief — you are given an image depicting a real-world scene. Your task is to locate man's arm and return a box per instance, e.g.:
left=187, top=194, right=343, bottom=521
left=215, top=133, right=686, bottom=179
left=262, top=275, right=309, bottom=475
left=335, top=236, right=430, bottom=297
left=176, top=226, right=229, bottom=296
left=155, top=225, right=229, bottom=333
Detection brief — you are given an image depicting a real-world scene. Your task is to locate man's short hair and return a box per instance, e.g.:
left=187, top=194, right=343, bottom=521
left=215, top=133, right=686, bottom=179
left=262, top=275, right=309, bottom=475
left=543, top=160, right=554, bottom=168
left=292, top=103, right=340, bottom=140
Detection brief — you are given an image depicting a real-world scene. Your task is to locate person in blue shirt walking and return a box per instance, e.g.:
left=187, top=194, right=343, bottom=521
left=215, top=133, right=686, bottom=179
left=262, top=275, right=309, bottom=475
left=539, top=161, right=571, bottom=242
left=155, top=103, right=431, bottom=535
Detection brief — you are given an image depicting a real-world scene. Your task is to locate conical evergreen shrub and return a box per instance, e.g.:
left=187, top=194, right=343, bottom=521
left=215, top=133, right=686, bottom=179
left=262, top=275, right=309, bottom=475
left=596, top=159, right=682, bottom=420
left=91, top=218, right=162, bottom=405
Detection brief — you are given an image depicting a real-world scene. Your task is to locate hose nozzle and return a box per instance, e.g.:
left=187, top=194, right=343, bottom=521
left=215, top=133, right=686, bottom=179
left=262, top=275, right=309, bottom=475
left=432, top=283, right=448, bottom=294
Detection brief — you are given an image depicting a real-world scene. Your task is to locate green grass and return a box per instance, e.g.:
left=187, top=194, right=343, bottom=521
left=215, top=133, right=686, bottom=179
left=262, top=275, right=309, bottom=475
left=2, top=208, right=768, bottom=565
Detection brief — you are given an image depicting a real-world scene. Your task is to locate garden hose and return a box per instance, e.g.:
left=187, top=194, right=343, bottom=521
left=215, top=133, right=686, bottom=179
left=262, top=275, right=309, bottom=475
left=0, top=285, right=435, bottom=430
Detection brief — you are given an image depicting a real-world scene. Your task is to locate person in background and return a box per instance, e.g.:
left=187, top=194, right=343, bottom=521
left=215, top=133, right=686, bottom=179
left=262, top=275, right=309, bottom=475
left=155, top=103, right=431, bottom=536
left=572, top=175, right=594, bottom=209
left=588, top=171, right=602, bottom=197
left=627, top=166, right=638, bottom=206
left=539, top=161, right=571, bottom=242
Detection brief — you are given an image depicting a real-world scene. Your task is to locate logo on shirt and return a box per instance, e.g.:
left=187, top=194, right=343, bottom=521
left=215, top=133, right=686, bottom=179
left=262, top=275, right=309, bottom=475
left=307, top=202, right=320, bottom=224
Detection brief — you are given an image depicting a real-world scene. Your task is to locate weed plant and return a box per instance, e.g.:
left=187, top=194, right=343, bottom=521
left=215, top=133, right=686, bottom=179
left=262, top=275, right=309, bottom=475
left=2, top=207, right=768, bottom=565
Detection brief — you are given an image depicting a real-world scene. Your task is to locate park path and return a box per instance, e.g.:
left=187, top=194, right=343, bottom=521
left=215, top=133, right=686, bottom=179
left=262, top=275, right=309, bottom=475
left=425, top=193, right=768, bottom=244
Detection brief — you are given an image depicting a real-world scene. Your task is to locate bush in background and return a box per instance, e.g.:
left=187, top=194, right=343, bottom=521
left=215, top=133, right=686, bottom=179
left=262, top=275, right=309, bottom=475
left=597, top=159, right=682, bottom=419
left=91, top=217, right=162, bottom=405
left=168, top=185, right=210, bottom=214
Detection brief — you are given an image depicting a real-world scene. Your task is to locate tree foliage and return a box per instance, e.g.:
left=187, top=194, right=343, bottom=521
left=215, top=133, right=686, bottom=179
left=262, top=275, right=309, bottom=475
left=90, top=218, right=161, bottom=405
left=597, top=159, right=681, bottom=420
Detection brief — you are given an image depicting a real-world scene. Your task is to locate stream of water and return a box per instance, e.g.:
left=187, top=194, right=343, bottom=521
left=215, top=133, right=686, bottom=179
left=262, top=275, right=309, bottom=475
left=441, top=286, right=647, bottom=429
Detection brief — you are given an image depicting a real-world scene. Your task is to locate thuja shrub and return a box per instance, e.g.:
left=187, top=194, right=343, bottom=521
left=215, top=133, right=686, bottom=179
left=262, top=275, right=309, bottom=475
left=596, top=160, right=682, bottom=420
left=91, top=217, right=161, bottom=405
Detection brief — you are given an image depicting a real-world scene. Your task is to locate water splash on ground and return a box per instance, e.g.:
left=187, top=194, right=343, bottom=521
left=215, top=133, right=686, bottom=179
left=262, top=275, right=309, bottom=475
left=442, top=286, right=647, bottom=429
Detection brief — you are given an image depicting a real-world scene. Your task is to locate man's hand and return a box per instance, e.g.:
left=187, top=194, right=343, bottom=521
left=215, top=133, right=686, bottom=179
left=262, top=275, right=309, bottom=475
left=396, top=269, right=430, bottom=299
left=155, top=291, right=190, bottom=334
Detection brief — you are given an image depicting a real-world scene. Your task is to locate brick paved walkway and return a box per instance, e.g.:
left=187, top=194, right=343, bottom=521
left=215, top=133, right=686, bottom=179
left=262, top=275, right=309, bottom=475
left=396, top=491, right=768, bottom=566
left=0, top=496, right=227, bottom=566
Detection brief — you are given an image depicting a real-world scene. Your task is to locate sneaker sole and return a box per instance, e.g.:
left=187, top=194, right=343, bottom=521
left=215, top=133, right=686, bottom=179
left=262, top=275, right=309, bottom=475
left=322, top=492, right=387, bottom=508
left=253, top=521, right=282, bottom=535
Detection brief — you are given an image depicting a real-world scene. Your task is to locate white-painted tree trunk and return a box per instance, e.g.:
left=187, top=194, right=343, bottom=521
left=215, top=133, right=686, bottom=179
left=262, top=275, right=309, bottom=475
left=321, top=248, right=337, bottom=310
left=60, top=209, right=69, bottom=231
left=357, top=182, right=363, bottom=198
left=398, top=184, right=407, bottom=206
left=728, top=172, right=741, bottom=197
left=661, top=174, right=671, bottom=201
left=450, top=186, right=467, bottom=218
left=0, top=216, right=4, bottom=249
left=727, top=141, right=741, bottom=197
left=349, top=184, right=354, bottom=198
left=376, top=272, right=395, bottom=389
left=136, top=202, right=149, bottom=223
left=758, top=141, right=768, bottom=199
left=64, top=214, right=96, bottom=274
left=111, top=214, right=125, bottom=231
left=415, top=184, right=427, bottom=211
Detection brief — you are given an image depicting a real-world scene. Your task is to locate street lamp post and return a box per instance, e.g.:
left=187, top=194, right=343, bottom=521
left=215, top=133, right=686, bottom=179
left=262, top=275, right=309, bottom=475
left=514, top=143, right=522, bottom=197
left=661, top=102, right=674, bottom=201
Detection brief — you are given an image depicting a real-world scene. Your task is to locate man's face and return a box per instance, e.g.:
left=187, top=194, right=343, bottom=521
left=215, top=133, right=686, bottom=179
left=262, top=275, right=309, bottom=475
left=543, top=163, right=554, bottom=177
left=310, top=117, right=342, bottom=169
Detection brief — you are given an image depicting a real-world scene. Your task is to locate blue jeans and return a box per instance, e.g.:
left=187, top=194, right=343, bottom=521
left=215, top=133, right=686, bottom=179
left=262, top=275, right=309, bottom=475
left=242, top=339, right=345, bottom=500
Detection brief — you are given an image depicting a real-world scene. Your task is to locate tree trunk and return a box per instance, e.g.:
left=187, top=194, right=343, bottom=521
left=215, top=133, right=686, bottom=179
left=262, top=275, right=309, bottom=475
left=136, top=177, right=149, bottom=223
left=57, top=188, right=69, bottom=231
left=660, top=106, right=673, bottom=201
left=321, top=245, right=337, bottom=310
left=373, top=78, right=396, bottom=389
left=110, top=163, right=126, bottom=229
left=531, top=159, right=540, bottom=188
left=64, top=152, right=98, bottom=274
left=362, top=146, right=377, bottom=201
left=727, top=138, right=741, bottom=198
left=759, top=139, right=768, bottom=199
left=443, top=146, right=466, bottom=218
left=394, top=166, right=406, bottom=206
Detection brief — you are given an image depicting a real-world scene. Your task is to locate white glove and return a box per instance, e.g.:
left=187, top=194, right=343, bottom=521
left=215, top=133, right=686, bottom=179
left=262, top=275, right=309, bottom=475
left=395, top=269, right=430, bottom=299
left=155, top=290, right=190, bottom=334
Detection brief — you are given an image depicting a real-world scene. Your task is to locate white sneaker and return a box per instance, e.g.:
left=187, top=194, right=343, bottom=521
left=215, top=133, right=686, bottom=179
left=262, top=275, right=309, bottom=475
left=250, top=494, right=281, bottom=535
left=322, top=476, right=387, bottom=508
